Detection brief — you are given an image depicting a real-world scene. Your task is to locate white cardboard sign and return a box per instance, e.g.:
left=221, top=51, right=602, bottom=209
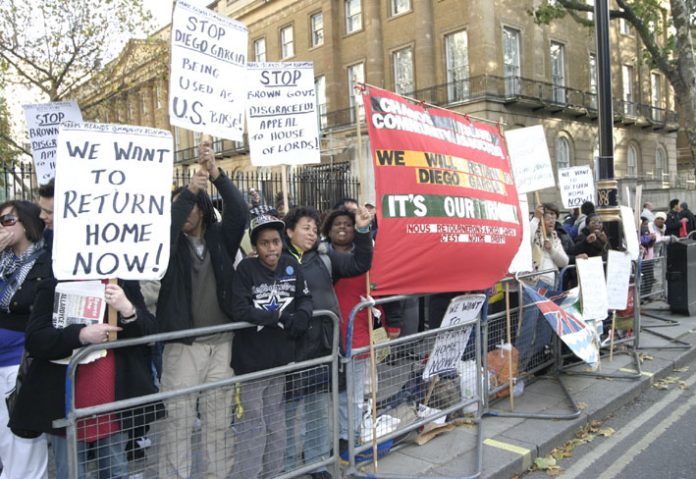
left=504, top=125, right=555, bottom=194
left=169, top=0, right=248, bottom=140
left=246, top=62, right=321, bottom=166
left=422, top=294, right=485, bottom=381
left=576, top=256, right=609, bottom=320
left=558, top=166, right=595, bottom=209
left=620, top=205, right=641, bottom=261
left=53, top=122, right=173, bottom=280
left=606, top=250, right=632, bottom=311
left=508, top=193, right=533, bottom=273
left=23, top=101, right=83, bottom=184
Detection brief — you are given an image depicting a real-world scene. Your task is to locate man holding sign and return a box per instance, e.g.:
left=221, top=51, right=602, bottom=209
left=157, top=142, right=246, bottom=479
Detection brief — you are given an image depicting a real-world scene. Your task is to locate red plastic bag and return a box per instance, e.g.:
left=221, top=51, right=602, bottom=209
left=680, top=221, right=688, bottom=238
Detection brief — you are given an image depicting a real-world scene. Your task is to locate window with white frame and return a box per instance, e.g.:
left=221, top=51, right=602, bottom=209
left=348, top=62, right=365, bottom=122
left=310, top=12, right=324, bottom=47
left=503, top=27, right=521, bottom=96
left=445, top=30, right=469, bottom=102
left=392, top=47, right=414, bottom=95
left=556, top=136, right=571, bottom=170
left=622, top=65, right=635, bottom=116
left=345, top=0, right=362, bottom=34
left=626, top=143, right=638, bottom=177
left=619, top=18, right=632, bottom=35
left=154, top=82, right=162, bottom=110
left=589, top=53, right=597, bottom=109
left=651, top=72, right=663, bottom=121
left=390, top=0, right=410, bottom=16
left=281, top=26, right=294, bottom=59
left=656, top=145, right=667, bottom=180
left=550, top=42, right=566, bottom=103
left=141, top=93, right=149, bottom=118
left=254, top=38, right=266, bottom=61
left=315, top=75, right=327, bottom=129
left=586, top=0, right=594, bottom=21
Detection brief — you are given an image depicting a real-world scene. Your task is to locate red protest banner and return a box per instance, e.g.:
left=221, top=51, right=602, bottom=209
left=363, top=86, right=522, bottom=296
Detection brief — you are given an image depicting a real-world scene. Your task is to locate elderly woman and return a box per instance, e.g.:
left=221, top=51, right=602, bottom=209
left=530, top=203, right=569, bottom=287
left=0, top=200, right=50, bottom=479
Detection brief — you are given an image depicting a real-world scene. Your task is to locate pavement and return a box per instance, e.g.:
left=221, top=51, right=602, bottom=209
left=348, top=300, right=696, bottom=479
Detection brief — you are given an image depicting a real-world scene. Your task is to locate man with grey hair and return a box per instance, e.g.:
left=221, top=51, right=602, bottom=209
left=641, top=201, right=655, bottom=223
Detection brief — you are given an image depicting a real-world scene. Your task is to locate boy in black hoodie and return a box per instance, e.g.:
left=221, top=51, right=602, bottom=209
left=231, top=215, right=312, bottom=479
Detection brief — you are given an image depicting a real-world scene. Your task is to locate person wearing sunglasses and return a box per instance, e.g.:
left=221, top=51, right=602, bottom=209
left=0, top=200, right=50, bottom=478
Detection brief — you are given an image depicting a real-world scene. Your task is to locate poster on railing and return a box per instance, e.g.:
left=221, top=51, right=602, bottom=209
left=620, top=205, right=641, bottom=261
left=169, top=0, right=248, bottom=140
left=362, top=86, right=522, bottom=295
left=509, top=193, right=533, bottom=273
left=23, top=101, right=83, bottom=184
left=576, top=256, right=609, bottom=320
left=558, top=166, right=595, bottom=209
left=53, top=122, right=173, bottom=280
left=606, top=250, right=632, bottom=311
left=246, top=62, right=320, bottom=166
left=504, top=125, right=555, bottom=194
left=422, top=294, right=485, bottom=381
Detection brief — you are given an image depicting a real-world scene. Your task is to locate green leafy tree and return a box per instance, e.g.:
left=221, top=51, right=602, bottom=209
left=531, top=0, right=696, bottom=174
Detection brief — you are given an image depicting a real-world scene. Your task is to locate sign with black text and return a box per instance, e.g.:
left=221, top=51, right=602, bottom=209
left=558, top=166, right=595, bottom=209
left=169, top=0, right=248, bottom=140
left=505, top=125, right=555, bottom=194
left=53, top=122, right=173, bottom=280
left=23, top=101, right=83, bottom=184
left=246, top=62, right=320, bottom=166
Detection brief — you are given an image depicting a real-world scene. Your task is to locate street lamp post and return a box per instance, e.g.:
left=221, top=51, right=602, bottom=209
left=595, top=0, right=622, bottom=247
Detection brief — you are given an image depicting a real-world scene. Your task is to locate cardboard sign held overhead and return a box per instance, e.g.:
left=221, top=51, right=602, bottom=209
left=53, top=122, right=173, bottom=280
left=508, top=193, right=533, bottom=273
left=246, top=62, right=321, bottom=166
left=504, top=125, right=555, bottom=194
left=23, top=101, right=83, bottom=184
left=558, top=166, right=595, bottom=209
left=169, top=0, right=248, bottom=140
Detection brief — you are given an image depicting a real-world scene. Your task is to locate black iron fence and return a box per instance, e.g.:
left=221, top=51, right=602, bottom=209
left=0, top=162, right=360, bottom=214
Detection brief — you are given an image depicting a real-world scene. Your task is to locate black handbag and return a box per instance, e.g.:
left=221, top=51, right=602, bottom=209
left=6, top=351, right=41, bottom=439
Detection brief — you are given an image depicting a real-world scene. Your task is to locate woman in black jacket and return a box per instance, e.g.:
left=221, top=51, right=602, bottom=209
left=0, top=200, right=50, bottom=479
left=572, top=213, right=609, bottom=259
left=9, top=279, right=159, bottom=479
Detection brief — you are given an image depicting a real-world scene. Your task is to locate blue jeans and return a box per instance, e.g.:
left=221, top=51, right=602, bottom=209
left=50, top=432, right=128, bottom=479
left=339, top=358, right=368, bottom=440
left=285, top=391, right=330, bottom=472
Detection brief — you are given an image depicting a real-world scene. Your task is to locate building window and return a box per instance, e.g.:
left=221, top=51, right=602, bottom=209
left=254, top=38, right=266, bottom=62
left=392, top=47, right=414, bottom=95
left=174, top=127, right=182, bottom=150
left=622, top=65, right=635, bottom=116
left=390, top=0, right=410, bottom=16
left=345, top=0, right=362, bottom=34
left=315, top=75, right=327, bottom=129
left=445, top=30, right=469, bottom=102
left=154, top=82, right=162, bottom=110
left=141, top=93, right=149, bottom=119
left=619, top=18, right=632, bottom=36
left=589, top=53, right=597, bottom=109
left=503, top=27, right=521, bottom=96
left=310, top=12, right=324, bottom=47
left=655, top=145, right=667, bottom=180
left=193, top=131, right=202, bottom=147
left=281, top=26, right=294, bottom=59
left=651, top=72, right=663, bottom=122
left=626, top=144, right=638, bottom=177
left=556, top=136, right=571, bottom=170
left=128, top=100, right=136, bottom=122
left=348, top=62, right=365, bottom=122
left=550, top=42, right=566, bottom=104
left=586, top=0, right=594, bottom=21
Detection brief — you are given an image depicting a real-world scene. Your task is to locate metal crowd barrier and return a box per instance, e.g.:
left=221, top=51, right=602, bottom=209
left=342, top=294, right=484, bottom=479
left=484, top=270, right=581, bottom=420
left=557, top=261, right=643, bottom=380
left=58, top=311, right=341, bottom=479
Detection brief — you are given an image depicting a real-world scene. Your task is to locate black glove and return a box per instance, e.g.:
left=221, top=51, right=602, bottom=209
left=281, top=309, right=310, bottom=338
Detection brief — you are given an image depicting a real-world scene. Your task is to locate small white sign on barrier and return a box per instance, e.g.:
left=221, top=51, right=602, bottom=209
left=422, top=294, right=486, bottom=381
left=576, top=256, right=609, bottom=320
left=606, top=250, right=632, bottom=311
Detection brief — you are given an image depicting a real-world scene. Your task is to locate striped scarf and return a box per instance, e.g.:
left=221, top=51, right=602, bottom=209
left=0, top=239, right=44, bottom=312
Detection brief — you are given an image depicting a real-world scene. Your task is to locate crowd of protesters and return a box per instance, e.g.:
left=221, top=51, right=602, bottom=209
left=0, top=139, right=693, bottom=479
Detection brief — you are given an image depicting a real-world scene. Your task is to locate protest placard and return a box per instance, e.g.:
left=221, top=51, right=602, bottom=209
left=422, top=294, right=486, bottom=381
left=246, top=62, right=320, bottom=166
left=606, top=250, right=632, bottom=310
left=620, top=205, right=641, bottom=261
left=576, top=256, right=609, bottom=320
left=504, top=125, right=555, bottom=194
left=53, top=122, right=173, bottom=280
left=509, top=193, right=533, bottom=273
left=362, top=86, right=522, bottom=295
left=169, top=0, right=248, bottom=140
left=558, top=166, right=595, bottom=209
left=23, top=101, right=83, bottom=184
